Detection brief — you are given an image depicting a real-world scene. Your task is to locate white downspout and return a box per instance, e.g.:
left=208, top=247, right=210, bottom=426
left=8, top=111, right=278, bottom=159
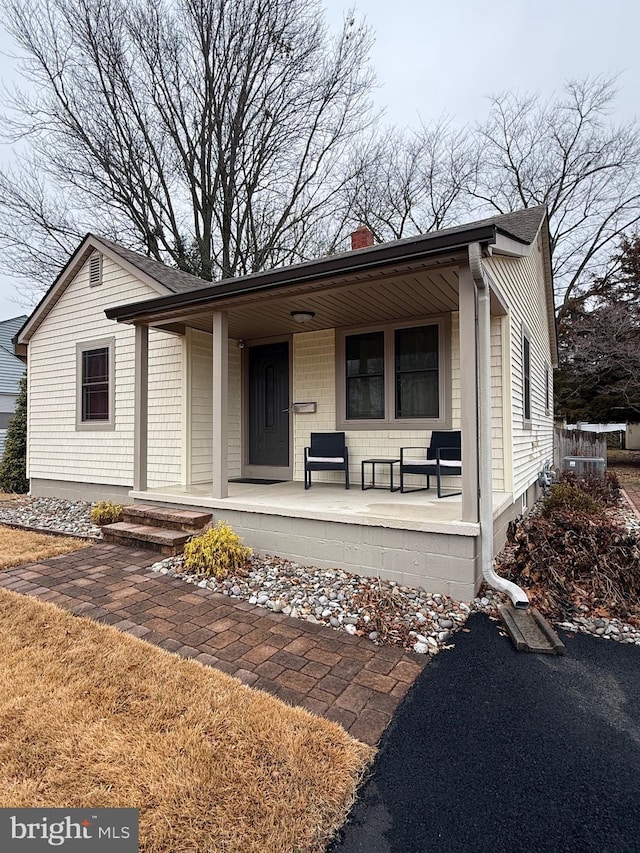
left=469, top=243, right=529, bottom=610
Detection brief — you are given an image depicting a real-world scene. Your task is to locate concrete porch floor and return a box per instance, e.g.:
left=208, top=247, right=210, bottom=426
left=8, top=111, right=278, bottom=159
left=131, top=480, right=513, bottom=536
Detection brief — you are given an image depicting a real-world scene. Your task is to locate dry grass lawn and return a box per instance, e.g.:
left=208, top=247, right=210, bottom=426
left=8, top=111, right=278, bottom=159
left=0, top=525, right=89, bottom=569
left=0, top=588, right=375, bottom=852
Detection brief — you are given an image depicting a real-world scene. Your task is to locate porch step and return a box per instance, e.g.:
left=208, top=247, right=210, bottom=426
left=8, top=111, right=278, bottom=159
left=102, top=522, right=192, bottom=555
left=122, top=504, right=212, bottom=533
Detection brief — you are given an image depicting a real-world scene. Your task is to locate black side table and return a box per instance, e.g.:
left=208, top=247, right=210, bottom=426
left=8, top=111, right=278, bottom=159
left=361, top=458, right=401, bottom=492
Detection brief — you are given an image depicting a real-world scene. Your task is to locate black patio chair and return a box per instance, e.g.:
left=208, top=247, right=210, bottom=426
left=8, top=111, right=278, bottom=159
left=400, top=430, right=462, bottom=497
left=304, top=432, right=350, bottom=489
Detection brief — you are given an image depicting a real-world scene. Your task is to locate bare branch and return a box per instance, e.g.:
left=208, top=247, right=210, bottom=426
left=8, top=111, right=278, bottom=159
left=343, top=118, right=474, bottom=242
left=471, top=76, right=640, bottom=311
left=0, top=0, right=376, bottom=292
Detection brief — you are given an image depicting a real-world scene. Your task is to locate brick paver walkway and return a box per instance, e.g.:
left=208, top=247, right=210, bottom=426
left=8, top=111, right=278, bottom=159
left=622, top=483, right=640, bottom=519
left=0, top=543, right=426, bottom=745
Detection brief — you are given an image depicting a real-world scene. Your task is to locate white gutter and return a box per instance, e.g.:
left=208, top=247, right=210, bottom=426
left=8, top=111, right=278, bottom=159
left=469, top=243, right=529, bottom=610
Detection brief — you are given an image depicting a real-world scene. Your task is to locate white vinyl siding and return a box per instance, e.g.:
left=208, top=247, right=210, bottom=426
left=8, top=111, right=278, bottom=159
left=148, top=333, right=183, bottom=487
left=485, top=240, right=554, bottom=500
left=27, top=254, right=182, bottom=490
left=293, top=330, right=337, bottom=483
left=490, top=315, right=505, bottom=492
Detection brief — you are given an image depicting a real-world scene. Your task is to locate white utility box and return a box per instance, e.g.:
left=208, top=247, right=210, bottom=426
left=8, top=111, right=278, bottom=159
left=562, top=456, right=606, bottom=478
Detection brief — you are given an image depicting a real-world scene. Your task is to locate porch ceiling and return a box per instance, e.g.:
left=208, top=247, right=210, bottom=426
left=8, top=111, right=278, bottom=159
left=152, top=257, right=464, bottom=339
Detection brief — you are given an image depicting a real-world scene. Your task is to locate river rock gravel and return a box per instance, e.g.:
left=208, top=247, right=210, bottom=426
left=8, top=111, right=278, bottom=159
left=1, top=493, right=639, bottom=655
left=0, top=496, right=101, bottom=538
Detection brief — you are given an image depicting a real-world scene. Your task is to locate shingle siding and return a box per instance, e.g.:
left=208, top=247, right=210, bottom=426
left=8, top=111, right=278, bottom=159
left=291, top=326, right=464, bottom=488
left=188, top=330, right=241, bottom=484
left=28, top=254, right=182, bottom=490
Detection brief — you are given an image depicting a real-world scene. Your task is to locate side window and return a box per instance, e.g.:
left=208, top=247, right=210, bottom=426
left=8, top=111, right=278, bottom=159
left=522, top=330, right=531, bottom=426
left=76, top=338, right=115, bottom=430
left=394, top=324, right=439, bottom=419
left=544, top=363, right=550, bottom=415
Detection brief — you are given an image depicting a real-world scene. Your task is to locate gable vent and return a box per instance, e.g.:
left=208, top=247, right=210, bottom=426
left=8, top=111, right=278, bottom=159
left=89, top=253, right=103, bottom=287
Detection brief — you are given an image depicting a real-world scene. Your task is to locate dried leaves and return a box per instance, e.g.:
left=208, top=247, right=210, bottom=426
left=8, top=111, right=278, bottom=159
left=352, top=583, right=412, bottom=646
left=499, top=509, right=640, bottom=620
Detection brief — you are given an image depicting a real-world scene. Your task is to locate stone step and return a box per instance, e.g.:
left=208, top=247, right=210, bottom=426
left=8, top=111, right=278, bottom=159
left=122, top=504, right=212, bottom=532
left=102, top=522, right=192, bottom=555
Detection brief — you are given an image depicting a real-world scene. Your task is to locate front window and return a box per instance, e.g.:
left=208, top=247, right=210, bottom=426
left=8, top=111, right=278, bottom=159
left=76, top=338, right=115, bottom=430
left=82, top=348, right=109, bottom=421
left=394, top=325, right=439, bottom=419
left=346, top=331, right=384, bottom=419
left=339, top=319, right=448, bottom=427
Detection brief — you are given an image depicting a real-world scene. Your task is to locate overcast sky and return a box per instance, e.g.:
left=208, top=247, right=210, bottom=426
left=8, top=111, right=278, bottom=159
left=0, top=0, right=638, bottom=321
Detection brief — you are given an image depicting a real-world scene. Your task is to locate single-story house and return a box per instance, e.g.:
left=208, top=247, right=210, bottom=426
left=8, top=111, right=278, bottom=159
left=16, top=206, right=557, bottom=600
left=0, top=314, right=28, bottom=457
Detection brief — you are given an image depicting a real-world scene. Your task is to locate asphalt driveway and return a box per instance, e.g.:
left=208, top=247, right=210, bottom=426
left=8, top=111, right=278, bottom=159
left=329, top=613, right=640, bottom=853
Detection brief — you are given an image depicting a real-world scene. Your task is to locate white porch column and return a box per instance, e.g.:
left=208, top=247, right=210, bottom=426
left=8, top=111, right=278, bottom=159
left=211, top=310, right=228, bottom=498
left=133, top=324, right=149, bottom=492
left=458, top=265, right=479, bottom=523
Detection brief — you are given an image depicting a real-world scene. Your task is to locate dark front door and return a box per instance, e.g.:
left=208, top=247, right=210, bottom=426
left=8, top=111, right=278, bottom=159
left=248, top=342, right=289, bottom=467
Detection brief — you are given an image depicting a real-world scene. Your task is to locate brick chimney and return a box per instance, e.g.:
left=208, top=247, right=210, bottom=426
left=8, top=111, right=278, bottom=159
left=351, top=225, right=375, bottom=250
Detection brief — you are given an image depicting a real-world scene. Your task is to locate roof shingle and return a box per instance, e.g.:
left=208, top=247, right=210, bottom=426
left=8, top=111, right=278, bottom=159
left=91, top=236, right=211, bottom=294
left=93, top=206, right=547, bottom=298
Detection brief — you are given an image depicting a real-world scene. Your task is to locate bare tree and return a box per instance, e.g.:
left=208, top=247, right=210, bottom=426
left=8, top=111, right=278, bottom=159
left=0, top=0, right=375, bottom=294
left=555, top=301, right=640, bottom=422
left=555, top=233, right=640, bottom=422
left=343, top=119, right=474, bottom=243
left=470, top=76, right=640, bottom=319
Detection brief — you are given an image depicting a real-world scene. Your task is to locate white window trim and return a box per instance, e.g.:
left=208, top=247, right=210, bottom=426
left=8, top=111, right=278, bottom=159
left=336, top=316, right=451, bottom=430
left=76, top=337, right=116, bottom=431
left=522, top=323, right=532, bottom=429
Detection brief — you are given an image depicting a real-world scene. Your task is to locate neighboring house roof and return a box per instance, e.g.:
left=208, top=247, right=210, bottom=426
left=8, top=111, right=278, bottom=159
left=0, top=315, right=27, bottom=394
